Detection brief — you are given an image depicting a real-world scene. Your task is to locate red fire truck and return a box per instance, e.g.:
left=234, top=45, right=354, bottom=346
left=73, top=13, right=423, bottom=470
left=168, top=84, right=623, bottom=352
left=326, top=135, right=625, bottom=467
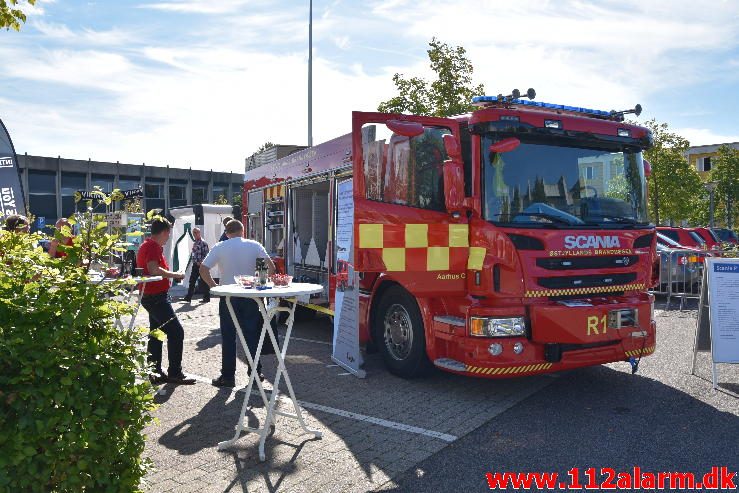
left=243, top=90, right=658, bottom=379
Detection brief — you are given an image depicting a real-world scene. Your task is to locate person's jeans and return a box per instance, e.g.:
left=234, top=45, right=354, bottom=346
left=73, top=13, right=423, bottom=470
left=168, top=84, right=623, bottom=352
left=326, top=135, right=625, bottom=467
left=186, top=263, right=210, bottom=300
left=219, top=298, right=279, bottom=379
left=142, top=293, right=185, bottom=376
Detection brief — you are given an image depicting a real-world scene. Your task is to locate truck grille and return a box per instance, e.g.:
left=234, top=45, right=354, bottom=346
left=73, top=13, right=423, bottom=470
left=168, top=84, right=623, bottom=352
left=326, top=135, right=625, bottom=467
left=537, top=272, right=637, bottom=290
left=536, top=255, right=639, bottom=270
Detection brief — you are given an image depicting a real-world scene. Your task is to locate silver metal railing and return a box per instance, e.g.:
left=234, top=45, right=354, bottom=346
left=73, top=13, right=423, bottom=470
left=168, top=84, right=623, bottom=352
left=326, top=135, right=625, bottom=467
left=651, top=247, right=739, bottom=310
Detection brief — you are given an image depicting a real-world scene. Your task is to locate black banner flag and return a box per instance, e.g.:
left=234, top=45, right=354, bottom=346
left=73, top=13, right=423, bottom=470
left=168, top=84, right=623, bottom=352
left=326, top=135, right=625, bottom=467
left=0, top=118, right=26, bottom=220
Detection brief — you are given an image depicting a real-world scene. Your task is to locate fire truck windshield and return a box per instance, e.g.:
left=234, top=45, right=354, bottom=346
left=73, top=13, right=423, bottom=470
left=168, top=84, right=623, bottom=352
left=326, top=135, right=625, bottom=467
left=482, top=136, right=649, bottom=229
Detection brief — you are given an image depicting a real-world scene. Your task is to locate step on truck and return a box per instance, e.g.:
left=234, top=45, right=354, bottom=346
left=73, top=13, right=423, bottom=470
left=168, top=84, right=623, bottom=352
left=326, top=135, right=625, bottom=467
left=243, top=89, right=658, bottom=378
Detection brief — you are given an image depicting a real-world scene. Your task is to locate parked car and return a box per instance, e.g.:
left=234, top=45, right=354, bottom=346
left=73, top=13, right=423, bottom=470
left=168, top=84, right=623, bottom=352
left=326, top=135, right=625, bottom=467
left=656, top=227, right=707, bottom=249
left=712, top=228, right=739, bottom=245
left=656, top=231, right=699, bottom=251
left=688, top=227, right=721, bottom=251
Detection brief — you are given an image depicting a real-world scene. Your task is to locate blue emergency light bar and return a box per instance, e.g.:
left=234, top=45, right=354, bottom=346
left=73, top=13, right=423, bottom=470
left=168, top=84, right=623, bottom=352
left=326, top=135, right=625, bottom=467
left=471, top=95, right=612, bottom=117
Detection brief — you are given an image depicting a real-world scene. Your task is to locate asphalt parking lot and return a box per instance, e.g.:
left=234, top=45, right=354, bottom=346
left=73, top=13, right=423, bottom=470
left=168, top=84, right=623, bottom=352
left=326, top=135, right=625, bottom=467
left=140, top=293, right=739, bottom=492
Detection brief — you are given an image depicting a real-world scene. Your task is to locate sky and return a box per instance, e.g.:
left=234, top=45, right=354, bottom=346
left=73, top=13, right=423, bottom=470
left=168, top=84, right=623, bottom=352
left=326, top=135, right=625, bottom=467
left=2, top=0, right=739, bottom=173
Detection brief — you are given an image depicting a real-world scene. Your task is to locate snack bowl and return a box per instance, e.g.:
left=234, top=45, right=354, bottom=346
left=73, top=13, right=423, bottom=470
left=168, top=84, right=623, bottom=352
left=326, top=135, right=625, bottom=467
left=270, top=274, right=292, bottom=287
left=234, top=275, right=255, bottom=288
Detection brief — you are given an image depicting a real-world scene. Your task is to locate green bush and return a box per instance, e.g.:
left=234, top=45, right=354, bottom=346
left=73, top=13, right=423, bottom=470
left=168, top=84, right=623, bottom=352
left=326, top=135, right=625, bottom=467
left=0, top=213, right=155, bottom=492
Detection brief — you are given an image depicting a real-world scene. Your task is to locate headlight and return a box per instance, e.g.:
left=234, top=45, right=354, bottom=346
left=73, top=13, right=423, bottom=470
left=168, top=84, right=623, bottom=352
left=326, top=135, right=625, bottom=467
left=470, top=317, right=526, bottom=337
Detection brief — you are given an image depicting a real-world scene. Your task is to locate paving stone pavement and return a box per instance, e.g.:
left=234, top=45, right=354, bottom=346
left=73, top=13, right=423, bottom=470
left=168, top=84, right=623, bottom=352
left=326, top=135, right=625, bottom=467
left=134, top=291, right=557, bottom=493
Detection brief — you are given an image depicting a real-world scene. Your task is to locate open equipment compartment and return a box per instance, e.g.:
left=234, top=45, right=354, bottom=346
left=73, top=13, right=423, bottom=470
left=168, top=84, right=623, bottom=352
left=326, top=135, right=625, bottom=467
left=246, top=189, right=264, bottom=246
left=288, top=179, right=331, bottom=306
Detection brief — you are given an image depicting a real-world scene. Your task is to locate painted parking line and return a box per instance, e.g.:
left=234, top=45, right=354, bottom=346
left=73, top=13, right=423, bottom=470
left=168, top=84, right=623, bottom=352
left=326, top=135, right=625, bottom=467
left=184, top=372, right=458, bottom=443
left=183, top=334, right=333, bottom=346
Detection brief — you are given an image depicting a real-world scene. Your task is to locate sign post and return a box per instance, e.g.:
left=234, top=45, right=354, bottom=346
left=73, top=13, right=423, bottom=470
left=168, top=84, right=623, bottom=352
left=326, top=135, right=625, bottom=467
left=691, top=258, right=739, bottom=390
left=331, top=179, right=366, bottom=378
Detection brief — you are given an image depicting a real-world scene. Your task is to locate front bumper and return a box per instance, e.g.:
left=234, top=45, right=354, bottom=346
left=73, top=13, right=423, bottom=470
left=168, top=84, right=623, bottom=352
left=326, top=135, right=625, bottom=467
left=432, top=293, right=656, bottom=378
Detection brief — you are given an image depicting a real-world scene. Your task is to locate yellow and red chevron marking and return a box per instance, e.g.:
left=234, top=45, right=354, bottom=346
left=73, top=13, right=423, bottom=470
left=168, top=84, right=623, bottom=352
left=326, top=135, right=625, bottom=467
left=264, top=185, right=285, bottom=201
left=465, top=362, right=554, bottom=375
left=524, top=283, right=645, bottom=298
left=358, top=223, right=486, bottom=271
left=625, top=345, right=655, bottom=358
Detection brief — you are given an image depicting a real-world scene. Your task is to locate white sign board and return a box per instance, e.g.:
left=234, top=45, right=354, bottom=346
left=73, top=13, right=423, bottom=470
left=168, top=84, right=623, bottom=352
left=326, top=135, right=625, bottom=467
left=331, top=179, right=366, bottom=378
left=706, top=258, right=739, bottom=364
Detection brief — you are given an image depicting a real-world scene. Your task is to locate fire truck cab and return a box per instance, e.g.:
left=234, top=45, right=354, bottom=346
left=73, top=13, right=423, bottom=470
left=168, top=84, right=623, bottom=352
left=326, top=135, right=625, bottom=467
left=244, top=92, right=658, bottom=379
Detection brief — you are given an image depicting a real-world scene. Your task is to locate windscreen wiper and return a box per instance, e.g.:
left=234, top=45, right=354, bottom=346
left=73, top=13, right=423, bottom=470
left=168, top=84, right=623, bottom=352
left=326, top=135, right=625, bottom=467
left=512, top=212, right=574, bottom=226
left=586, top=215, right=642, bottom=228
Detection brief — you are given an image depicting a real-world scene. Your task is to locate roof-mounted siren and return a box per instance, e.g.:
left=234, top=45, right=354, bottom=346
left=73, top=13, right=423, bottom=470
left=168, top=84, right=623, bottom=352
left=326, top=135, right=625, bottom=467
left=497, top=87, right=536, bottom=103
left=472, top=88, right=536, bottom=107
left=609, top=104, right=642, bottom=122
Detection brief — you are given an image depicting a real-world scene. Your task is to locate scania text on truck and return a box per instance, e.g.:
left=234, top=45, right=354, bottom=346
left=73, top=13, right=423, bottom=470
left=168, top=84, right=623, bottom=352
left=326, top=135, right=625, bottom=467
left=243, top=90, right=658, bottom=378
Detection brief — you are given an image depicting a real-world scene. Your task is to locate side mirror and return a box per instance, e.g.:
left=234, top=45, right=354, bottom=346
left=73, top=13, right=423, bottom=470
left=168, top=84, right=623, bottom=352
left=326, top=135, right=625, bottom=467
left=643, top=158, right=652, bottom=178
left=443, top=159, right=465, bottom=214
left=442, top=133, right=461, bottom=160
left=489, top=137, right=520, bottom=154
left=386, top=120, right=424, bottom=138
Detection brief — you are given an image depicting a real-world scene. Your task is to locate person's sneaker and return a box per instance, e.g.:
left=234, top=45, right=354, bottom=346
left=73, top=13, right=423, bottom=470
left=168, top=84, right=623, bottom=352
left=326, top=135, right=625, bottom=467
left=182, top=297, right=192, bottom=303
left=200, top=298, right=210, bottom=303
left=212, top=375, right=236, bottom=387
left=167, top=372, right=196, bottom=385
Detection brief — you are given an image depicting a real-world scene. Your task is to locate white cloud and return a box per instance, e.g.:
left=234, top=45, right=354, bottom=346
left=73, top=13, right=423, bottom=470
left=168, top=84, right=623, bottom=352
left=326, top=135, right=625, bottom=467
left=32, top=20, right=129, bottom=45
left=139, top=0, right=261, bottom=14
left=0, top=47, right=135, bottom=92
left=369, top=0, right=739, bottom=108
left=4, top=0, right=739, bottom=173
left=1, top=41, right=395, bottom=171
left=674, top=128, right=739, bottom=147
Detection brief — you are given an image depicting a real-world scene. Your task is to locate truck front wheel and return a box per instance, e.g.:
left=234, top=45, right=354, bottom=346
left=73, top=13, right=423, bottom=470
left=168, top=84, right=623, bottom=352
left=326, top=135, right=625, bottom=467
left=374, top=286, right=432, bottom=378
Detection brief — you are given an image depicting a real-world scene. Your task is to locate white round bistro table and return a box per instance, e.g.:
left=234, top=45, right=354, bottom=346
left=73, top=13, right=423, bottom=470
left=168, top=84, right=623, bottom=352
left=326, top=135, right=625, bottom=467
left=210, top=282, right=323, bottom=461
left=88, top=275, right=163, bottom=331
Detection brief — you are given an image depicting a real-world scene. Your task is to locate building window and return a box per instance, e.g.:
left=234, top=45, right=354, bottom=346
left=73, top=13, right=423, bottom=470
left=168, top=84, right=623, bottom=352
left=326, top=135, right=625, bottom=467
left=169, top=180, right=187, bottom=208
left=585, top=166, right=594, bottom=180
left=213, top=182, right=229, bottom=204
left=701, top=156, right=712, bottom=172
left=61, top=172, right=86, bottom=217
left=118, top=177, right=141, bottom=193
left=91, top=174, right=114, bottom=193
left=144, top=182, right=163, bottom=198
left=28, top=169, right=56, bottom=194
left=28, top=170, right=57, bottom=231
left=144, top=179, right=165, bottom=213
left=192, top=182, right=208, bottom=204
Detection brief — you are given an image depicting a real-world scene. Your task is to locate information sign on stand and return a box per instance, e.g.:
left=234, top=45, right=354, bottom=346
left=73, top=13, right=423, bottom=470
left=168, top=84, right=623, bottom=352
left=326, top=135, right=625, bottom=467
left=691, top=258, right=739, bottom=390
left=331, top=179, right=366, bottom=378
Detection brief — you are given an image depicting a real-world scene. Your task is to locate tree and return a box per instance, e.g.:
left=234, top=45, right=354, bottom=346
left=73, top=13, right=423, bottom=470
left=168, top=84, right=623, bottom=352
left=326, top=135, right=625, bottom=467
left=378, top=38, right=485, bottom=117
left=532, top=177, right=547, bottom=203
left=606, top=174, right=630, bottom=202
left=232, top=193, right=242, bottom=207
left=257, top=141, right=275, bottom=154
left=711, top=145, right=739, bottom=229
left=641, top=119, right=704, bottom=225
left=124, top=197, right=143, bottom=213
left=0, top=194, right=155, bottom=491
left=1, top=0, right=35, bottom=31
left=214, top=194, right=229, bottom=205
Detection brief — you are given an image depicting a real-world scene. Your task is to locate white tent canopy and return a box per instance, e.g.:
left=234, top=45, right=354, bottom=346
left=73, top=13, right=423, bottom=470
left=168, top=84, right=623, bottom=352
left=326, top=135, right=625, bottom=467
left=167, top=204, right=235, bottom=281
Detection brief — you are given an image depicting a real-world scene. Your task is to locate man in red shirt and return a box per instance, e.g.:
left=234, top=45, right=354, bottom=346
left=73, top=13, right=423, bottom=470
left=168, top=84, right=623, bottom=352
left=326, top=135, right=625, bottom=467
left=137, top=217, right=195, bottom=385
left=48, top=218, right=73, bottom=258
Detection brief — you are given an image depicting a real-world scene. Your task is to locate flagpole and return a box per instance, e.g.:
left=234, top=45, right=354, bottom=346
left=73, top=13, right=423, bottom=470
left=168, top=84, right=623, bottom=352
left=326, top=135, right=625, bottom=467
left=308, top=0, right=313, bottom=147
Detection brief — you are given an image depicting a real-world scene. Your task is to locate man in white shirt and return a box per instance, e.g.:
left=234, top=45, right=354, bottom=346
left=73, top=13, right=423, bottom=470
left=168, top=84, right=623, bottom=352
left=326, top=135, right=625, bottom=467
left=200, top=219, right=275, bottom=387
